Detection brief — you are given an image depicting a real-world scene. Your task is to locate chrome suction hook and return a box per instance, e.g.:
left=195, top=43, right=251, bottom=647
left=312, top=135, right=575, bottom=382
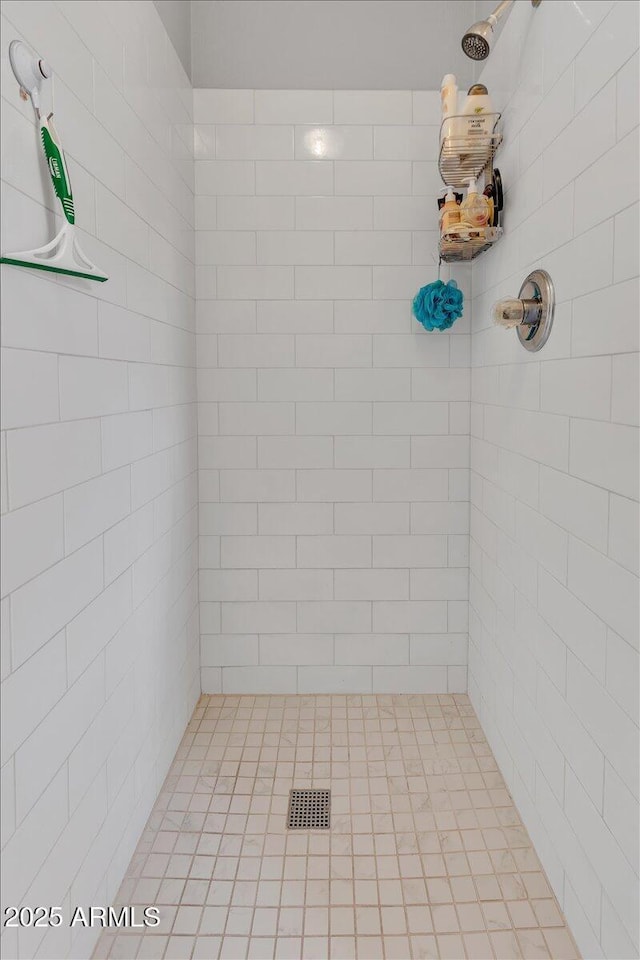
left=8, top=39, right=52, bottom=111
left=493, top=269, right=555, bottom=352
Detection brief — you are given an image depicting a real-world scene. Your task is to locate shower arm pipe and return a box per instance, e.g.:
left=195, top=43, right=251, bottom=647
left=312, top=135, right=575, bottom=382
left=485, top=0, right=514, bottom=28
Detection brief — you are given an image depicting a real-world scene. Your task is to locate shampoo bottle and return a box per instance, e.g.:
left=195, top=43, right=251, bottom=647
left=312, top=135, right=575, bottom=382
left=440, top=74, right=458, bottom=141
left=460, top=83, right=494, bottom=143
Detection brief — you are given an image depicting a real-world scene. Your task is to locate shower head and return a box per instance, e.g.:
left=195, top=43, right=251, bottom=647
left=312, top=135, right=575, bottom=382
left=462, top=0, right=541, bottom=61
left=461, top=19, right=495, bottom=61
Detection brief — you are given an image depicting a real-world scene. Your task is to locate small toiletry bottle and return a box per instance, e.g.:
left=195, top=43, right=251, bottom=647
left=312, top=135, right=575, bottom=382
left=460, top=178, right=490, bottom=237
left=460, top=83, right=494, bottom=143
left=483, top=183, right=497, bottom=227
left=439, top=186, right=461, bottom=237
left=440, top=74, right=458, bottom=141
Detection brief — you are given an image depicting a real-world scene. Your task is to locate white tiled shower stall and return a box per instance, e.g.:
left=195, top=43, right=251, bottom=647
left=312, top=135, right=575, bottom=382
left=0, top=1, right=637, bottom=959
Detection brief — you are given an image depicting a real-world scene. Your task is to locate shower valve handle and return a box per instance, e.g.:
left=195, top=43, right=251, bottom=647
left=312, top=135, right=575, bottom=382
left=492, top=297, right=541, bottom=329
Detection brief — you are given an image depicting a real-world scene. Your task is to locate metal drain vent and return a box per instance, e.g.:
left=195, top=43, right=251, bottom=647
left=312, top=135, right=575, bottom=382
left=287, top=789, right=330, bottom=829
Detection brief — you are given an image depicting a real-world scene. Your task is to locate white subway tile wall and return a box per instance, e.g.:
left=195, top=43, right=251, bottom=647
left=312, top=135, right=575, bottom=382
left=0, top=3, right=198, bottom=960
left=195, top=88, right=470, bottom=697
left=468, top=3, right=639, bottom=960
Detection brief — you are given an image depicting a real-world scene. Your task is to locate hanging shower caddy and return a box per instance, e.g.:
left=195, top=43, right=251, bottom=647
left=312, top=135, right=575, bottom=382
left=438, top=112, right=504, bottom=262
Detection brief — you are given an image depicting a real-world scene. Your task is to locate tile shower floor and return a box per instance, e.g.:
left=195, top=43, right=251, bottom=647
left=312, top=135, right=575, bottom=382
left=95, top=695, right=580, bottom=960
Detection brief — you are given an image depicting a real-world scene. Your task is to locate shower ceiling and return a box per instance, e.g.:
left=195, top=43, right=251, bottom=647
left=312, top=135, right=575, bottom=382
left=188, top=0, right=478, bottom=89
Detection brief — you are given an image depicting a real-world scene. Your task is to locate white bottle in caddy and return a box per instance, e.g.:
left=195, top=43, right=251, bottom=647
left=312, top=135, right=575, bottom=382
left=440, top=74, right=458, bottom=142
left=460, top=83, right=494, bottom=145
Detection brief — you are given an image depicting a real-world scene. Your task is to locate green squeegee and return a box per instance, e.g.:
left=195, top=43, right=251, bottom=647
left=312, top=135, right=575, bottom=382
left=1, top=40, right=108, bottom=283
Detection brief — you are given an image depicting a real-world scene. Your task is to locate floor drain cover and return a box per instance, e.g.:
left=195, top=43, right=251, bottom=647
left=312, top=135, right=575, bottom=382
left=287, top=789, right=331, bottom=829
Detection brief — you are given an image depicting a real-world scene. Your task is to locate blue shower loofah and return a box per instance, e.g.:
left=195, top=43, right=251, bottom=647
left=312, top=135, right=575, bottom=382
left=413, top=279, right=464, bottom=331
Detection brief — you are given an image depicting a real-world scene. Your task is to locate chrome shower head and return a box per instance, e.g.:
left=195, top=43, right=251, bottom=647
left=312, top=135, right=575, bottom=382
left=461, top=20, right=495, bottom=61
left=461, top=0, right=513, bottom=61
left=461, top=0, right=541, bottom=61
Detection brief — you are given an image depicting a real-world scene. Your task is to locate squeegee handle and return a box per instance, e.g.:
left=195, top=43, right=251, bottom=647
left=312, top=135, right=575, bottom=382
left=40, top=115, right=75, bottom=225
